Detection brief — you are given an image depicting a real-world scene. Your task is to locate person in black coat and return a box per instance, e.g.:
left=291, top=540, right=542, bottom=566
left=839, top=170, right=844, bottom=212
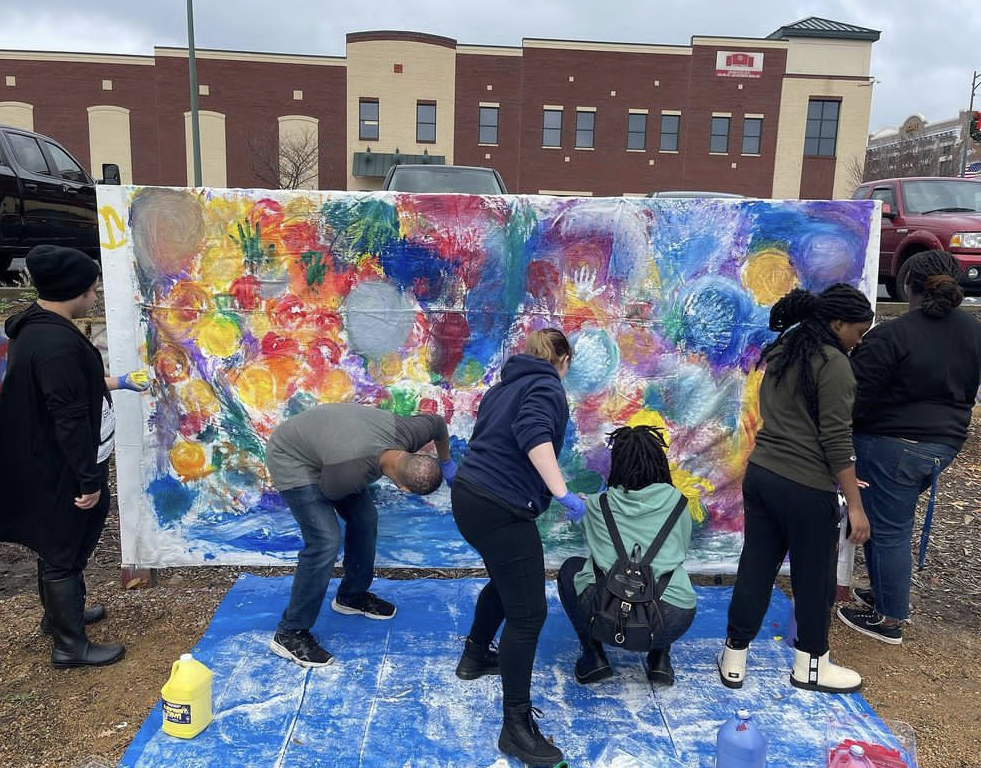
left=0, top=245, right=149, bottom=668
left=838, top=250, right=981, bottom=645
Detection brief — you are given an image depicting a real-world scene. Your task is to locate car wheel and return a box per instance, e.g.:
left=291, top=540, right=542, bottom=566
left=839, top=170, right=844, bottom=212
left=894, top=259, right=913, bottom=303
left=882, top=276, right=898, bottom=300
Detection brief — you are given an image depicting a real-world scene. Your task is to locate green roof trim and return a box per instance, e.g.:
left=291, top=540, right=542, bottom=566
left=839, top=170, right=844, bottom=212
left=768, top=17, right=881, bottom=42
left=352, top=151, right=445, bottom=178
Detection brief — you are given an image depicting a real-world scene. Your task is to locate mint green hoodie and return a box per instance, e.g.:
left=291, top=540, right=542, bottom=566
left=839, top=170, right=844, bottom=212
left=573, top=483, right=696, bottom=610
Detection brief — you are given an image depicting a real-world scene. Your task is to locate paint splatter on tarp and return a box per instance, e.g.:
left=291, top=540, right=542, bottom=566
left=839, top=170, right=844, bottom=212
left=97, top=187, right=878, bottom=568
left=118, top=577, right=911, bottom=768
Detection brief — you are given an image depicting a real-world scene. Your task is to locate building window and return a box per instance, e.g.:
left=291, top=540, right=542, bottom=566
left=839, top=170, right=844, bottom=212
left=742, top=117, right=762, bottom=154
left=804, top=99, right=839, bottom=156
left=627, top=112, right=647, bottom=150
left=543, top=108, right=563, bottom=147
left=659, top=114, right=680, bottom=151
left=575, top=110, right=595, bottom=149
left=710, top=116, right=731, bottom=153
left=416, top=101, right=436, bottom=143
left=359, top=99, right=379, bottom=141
left=479, top=106, right=499, bottom=145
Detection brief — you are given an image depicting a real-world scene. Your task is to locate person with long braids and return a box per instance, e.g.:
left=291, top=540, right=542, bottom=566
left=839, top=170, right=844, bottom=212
left=838, top=251, right=981, bottom=644
left=451, top=327, right=584, bottom=767
left=557, top=425, right=696, bottom=687
left=718, top=283, right=874, bottom=694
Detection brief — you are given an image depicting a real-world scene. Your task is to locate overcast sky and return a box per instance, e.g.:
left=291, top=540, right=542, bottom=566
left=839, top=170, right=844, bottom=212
left=2, top=1, right=979, bottom=132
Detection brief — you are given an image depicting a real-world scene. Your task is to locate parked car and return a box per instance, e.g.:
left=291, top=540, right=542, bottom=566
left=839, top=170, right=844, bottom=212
left=382, top=164, right=507, bottom=194
left=647, top=190, right=745, bottom=198
left=0, top=124, right=119, bottom=273
left=851, top=177, right=981, bottom=301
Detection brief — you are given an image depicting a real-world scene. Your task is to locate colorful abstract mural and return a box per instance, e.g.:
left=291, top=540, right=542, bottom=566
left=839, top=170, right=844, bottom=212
left=97, top=186, right=878, bottom=569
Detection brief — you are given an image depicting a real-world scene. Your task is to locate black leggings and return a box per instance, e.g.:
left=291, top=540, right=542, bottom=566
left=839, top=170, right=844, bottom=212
left=451, top=480, right=547, bottom=709
left=727, top=463, right=840, bottom=655
left=41, top=481, right=111, bottom=580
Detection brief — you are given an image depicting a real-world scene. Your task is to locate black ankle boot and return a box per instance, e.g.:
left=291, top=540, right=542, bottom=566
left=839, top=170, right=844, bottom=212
left=455, top=637, right=500, bottom=680
left=645, top=646, right=675, bottom=687
left=498, top=703, right=563, bottom=765
left=43, top=576, right=124, bottom=668
left=574, top=633, right=613, bottom=684
left=37, top=560, right=104, bottom=633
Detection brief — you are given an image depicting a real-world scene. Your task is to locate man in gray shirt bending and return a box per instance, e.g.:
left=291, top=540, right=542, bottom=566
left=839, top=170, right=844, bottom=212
left=266, top=403, right=456, bottom=667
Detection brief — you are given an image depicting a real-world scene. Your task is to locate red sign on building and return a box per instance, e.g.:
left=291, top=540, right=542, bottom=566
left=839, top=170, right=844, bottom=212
left=716, top=50, right=764, bottom=78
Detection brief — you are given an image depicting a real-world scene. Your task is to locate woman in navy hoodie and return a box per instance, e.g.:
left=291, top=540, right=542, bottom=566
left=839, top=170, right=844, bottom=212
left=451, top=327, right=584, bottom=767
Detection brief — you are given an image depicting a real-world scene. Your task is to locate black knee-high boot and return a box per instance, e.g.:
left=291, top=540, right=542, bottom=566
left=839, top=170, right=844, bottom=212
left=43, top=576, right=124, bottom=668
left=37, top=560, right=104, bottom=633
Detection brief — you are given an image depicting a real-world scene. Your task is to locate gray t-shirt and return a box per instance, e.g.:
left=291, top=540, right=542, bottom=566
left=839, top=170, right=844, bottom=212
left=265, top=403, right=446, bottom=498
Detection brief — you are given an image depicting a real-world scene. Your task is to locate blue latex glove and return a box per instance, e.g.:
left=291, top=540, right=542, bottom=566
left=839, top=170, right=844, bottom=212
left=440, top=459, right=458, bottom=487
left=118, top=370, right=151, bottom=392
left=558, top=492, right=586, bottom=523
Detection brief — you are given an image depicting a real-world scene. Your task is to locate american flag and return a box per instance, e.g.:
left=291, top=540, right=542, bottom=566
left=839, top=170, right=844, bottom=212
left=965, top=161, right=981, bottom=179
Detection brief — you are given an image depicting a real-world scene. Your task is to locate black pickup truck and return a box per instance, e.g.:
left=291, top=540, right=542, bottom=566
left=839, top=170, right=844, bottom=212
left=0, top=124, right=119, bottom=273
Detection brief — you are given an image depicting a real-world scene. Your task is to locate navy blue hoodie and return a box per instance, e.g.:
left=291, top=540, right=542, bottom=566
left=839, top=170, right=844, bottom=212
left=457, top=354, right=569, bottom=517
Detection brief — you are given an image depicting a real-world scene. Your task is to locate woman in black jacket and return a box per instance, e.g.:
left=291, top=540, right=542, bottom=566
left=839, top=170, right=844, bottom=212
left=839, top=250, right=981, bottom=645
left=451, top=327, right=583, bottom=767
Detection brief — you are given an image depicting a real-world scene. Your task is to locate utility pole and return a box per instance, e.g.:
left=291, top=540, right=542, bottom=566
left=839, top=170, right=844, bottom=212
left=187, top=0, right=202, bottom=187
left=960, top=70, right=980, bottom=178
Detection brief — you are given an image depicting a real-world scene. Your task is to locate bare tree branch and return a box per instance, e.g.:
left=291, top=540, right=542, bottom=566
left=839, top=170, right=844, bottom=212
left=247, top=126, right=320, bottom=189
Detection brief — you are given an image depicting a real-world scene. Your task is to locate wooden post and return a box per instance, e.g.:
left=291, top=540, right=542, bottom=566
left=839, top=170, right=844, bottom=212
left=121, top=565, right=158, bottom=590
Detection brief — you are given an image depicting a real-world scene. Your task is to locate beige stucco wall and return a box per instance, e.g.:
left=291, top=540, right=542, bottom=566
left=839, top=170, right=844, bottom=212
left=771, top=38, right=873, bottom=200
left=346, top=39, right=457, bottom=190
left=0, top=101, right=34, bottom=130
left=184, top=110, right=227, bottom=187
left=87, top=105, right=133, bottom=183
left=278, top=115, right=319, bottom=189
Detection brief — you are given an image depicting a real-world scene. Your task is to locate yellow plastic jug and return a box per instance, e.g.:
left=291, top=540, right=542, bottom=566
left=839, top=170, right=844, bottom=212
left=161, top=653, right=213, bottom=738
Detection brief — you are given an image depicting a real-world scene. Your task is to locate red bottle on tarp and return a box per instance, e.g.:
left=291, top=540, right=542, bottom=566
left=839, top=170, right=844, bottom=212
left=716, top=709, right=767, bottom=768
left=829, top=743, right=876, bottom=767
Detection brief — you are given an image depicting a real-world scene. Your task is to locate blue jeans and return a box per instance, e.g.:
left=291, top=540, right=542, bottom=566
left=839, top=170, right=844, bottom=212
left=277, top=484, right=378, bottom=632
left=854, top=434, right=957, bottom=621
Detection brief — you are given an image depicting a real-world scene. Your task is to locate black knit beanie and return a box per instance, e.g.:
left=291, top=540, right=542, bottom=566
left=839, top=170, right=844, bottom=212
left=26, top=245, right=101, bottom=301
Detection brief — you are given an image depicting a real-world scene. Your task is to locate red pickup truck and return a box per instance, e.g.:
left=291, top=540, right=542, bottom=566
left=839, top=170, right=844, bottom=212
left=851, top=177, right=981, bottom=301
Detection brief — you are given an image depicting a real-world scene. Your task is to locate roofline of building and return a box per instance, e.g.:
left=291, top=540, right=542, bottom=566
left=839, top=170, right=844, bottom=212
left=346, top=30, right=457, bottom=48
left=154, top=47, right=345, bottom=66
left=0, top=49, right=154, bottom=65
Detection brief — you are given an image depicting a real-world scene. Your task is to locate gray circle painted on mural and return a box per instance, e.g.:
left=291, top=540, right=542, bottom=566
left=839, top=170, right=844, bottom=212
left=343, top=280, right=416, bottom=359
left=565, top=328, right=620, bottom=396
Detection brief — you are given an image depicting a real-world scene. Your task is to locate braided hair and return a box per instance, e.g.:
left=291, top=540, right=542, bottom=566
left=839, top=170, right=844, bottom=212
left=606, top=425, right=673, bottom=491
left=759, top=283, right=873, bottom=425
left=903, top=250, right=963, bottom=318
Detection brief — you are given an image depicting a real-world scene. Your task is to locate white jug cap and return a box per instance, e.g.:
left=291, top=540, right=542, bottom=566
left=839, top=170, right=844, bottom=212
left=180, top=653, right=194, bottom=661
left=736, top=709, right=750, bottom=719
left=849, top=745, right=866, bottom=757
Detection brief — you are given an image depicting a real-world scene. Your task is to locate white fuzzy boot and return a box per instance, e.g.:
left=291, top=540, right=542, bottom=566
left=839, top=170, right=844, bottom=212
left=790, top=649, right=862, bottom=693
left=717, top=644, right=748, bottom=689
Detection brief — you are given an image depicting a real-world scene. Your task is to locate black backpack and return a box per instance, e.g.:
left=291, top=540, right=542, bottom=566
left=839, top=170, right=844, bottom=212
left=587, top=492, right=688, bottom=652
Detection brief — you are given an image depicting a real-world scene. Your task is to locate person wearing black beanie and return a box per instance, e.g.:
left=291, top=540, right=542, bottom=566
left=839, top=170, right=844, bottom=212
left=26, top=244, right=102, bottom=302
left=0, top=244, right=150, bottom=668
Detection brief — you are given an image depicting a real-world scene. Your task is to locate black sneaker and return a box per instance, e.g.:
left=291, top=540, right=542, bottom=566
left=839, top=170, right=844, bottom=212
left=269, top=629, right=334, bottom=667
left=837, top=605, right=903, bottom=645
left=332, top=591, right=396, bottom=620
left=851, top=586, right=875, bottom=610
left=645, top=648, right=676, bottom=687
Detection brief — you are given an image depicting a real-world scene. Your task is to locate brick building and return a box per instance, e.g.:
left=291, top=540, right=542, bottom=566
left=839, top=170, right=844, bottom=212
left=0, top=16, right=879, bottom=199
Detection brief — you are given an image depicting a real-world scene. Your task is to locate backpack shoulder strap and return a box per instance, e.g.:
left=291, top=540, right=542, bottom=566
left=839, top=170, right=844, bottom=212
left=639, top=493, right=688, bottom=568
left=598, top=492, right=629, bottom=561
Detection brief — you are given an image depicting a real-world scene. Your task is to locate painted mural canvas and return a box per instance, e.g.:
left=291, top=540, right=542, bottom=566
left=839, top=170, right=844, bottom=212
left=97, top=186, right=878, bottom=569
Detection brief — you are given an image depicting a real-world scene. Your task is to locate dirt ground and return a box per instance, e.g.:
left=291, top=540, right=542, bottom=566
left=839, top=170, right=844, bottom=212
left=1, top=293, right=979, bottom=768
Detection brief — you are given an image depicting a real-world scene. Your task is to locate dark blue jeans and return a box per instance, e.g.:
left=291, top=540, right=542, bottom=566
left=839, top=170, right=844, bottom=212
left=556, top=556, right=695, bottom=650
left=277, top=484, right=378, bottom=632
left=854, top=433, right=957, bottom=621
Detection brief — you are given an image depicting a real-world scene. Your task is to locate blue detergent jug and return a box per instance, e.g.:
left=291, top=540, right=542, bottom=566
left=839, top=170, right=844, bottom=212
left=716, top=709, right=767, bottom=768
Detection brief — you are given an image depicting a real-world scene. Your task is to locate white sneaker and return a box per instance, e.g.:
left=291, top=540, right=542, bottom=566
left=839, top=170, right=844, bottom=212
left=790, top=649, right=862, bottom=693
left=717, top=644, right=748, bottom=689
